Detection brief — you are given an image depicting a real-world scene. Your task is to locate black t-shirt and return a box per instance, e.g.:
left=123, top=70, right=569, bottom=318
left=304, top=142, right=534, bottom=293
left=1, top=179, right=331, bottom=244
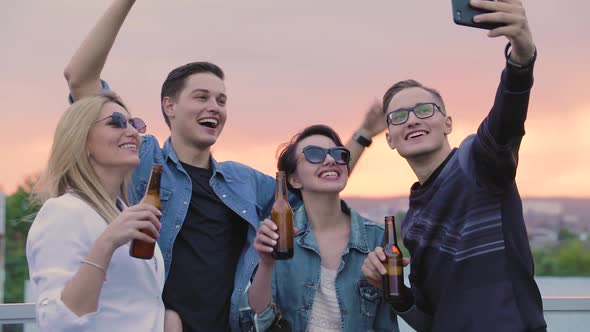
left=162, top=162, right=248, bottom=332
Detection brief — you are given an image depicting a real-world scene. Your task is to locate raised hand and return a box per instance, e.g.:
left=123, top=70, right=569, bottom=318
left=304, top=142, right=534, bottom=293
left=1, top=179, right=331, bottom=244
left=358, top=99, right=386, bottom=139
left=471, top=0, right=536, bottom=65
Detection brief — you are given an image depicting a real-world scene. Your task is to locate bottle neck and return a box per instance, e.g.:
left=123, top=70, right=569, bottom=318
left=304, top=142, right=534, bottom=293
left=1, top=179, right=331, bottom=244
left=145, top=169, right=162, bottom=196
left=385, top=220, right=398, bottom=245
left=275, top=173, right=288, bottom=201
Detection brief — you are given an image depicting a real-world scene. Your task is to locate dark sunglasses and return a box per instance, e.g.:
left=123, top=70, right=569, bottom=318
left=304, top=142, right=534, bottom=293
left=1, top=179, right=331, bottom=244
left=301, top=146, right=350, bottom=165
left=386, top=102, right=444, bottom=126
left=95, top=112, right=146, bottom=134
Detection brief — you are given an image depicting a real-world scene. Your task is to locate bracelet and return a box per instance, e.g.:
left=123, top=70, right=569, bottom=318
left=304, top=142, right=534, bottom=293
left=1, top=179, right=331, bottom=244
left=81, top=259, right=107, bottom=278
left=353, top=132, right=372, bottom=147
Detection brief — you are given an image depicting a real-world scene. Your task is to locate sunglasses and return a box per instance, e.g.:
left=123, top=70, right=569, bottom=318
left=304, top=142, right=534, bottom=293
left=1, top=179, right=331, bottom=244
left=386, top=102, right=444, bottom=126
left=301, top=146, right=351, bottom=165
left=95, top=112, right=146, bottom=134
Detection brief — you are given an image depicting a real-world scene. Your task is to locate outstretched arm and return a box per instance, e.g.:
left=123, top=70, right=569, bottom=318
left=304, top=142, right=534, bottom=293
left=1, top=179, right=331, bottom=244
left=345, top=99, right=386, bottom=172
left=64, top=0, right=137, bottom=101
left=472, top=0, right=537, bottom=145
left=462, top=0, right=537, bottom=188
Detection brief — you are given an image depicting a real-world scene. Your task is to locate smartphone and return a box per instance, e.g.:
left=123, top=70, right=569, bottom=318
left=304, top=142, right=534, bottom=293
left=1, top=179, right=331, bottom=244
left=451, top=0, right=503, bottom=30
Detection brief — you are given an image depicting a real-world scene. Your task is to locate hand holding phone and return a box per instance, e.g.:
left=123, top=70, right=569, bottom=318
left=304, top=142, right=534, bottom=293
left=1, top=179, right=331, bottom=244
left=452, top=0, right=536, bottom=66
left=452, top=0, right=503, bottom=30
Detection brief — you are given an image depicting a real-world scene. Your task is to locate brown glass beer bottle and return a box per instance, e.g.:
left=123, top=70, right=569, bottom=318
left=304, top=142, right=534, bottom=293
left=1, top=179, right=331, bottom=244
left=382, top=215, right=404, bottom=302
left=271, top=171, right=294, bottom=260
left=129, top=164, right=162, bottom=259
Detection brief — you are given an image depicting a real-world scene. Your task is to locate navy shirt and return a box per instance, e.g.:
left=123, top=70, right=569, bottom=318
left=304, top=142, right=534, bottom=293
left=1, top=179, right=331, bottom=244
left=402, top=62, right=547, bottom=331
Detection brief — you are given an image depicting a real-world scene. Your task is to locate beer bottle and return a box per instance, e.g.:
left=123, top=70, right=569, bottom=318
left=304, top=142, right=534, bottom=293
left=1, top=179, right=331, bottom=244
left=130, top=164, right=162, bottom=259
left=382, top=215, right=404, bottom=302
left=271, top=171, right=294, bottom=260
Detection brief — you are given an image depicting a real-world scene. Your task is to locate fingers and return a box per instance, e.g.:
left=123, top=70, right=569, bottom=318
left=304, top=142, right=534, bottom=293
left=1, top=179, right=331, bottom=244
left=470, top=0, right=534, bottom=62
left=361, top=250, right=387, bottom=288
left=402, top=258, right=411, bottom=267
left=255, top=219, right=278, bottom=254
left=126, top=202, right=162, bottom=217
left=133, top=229, right=157, bottom=243
left=369, top=99, right=383, bottom=115
left=360, top=99, right=387, bottom=137
left=121, top=205, right=162, bottom=230
left=470, top=0, right=518, bottom=13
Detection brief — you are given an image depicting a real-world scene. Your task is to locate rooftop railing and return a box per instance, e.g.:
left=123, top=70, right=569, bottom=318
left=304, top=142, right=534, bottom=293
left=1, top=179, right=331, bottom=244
left=1, top=297, right=589, bottom=330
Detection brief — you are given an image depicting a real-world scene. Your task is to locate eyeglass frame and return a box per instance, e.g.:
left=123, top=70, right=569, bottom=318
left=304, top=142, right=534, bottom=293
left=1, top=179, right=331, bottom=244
left=298, top=145, right=351, bottom=165
left=385, top=102, right=445, bottom=126
left=95, top=111, right=147, bottom=134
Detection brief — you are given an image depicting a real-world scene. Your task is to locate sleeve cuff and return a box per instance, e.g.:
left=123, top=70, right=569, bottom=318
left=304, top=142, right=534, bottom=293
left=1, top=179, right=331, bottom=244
left=503, top=43, right=536, bottom=92
left=36, top=289, right=101, bottom=330
left=393, top=304, right=433, bottom=332
left=253, top=305, right=277, bottom=332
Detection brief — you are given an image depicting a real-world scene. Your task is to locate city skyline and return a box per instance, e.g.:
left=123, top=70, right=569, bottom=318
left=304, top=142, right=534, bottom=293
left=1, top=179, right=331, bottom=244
left=1, top=0, right=588, bottom=197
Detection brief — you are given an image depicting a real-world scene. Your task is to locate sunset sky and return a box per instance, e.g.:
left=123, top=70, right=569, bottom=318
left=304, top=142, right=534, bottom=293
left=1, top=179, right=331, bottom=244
left=0, top=0, right=588, bottom=198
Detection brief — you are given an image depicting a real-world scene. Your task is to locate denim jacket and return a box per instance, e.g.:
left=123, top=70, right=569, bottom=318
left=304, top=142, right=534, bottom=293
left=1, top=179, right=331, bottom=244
left=69, top=81, right=300, bottom=331
left=132, top=135, right=301, bottom=331
left=244, top=202, right=399, bottom=332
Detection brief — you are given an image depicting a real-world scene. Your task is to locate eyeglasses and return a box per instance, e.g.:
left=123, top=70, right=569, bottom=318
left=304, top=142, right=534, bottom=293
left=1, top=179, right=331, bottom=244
left=386, top=102, right=444, bottom=126
left=300, top=146, right=351, bottom=165
left=95, top=112, right=146, bottom=134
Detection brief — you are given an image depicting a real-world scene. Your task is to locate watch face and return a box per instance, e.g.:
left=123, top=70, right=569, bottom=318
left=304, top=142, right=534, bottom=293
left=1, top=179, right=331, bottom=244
left=354, top=133, right=372, bottom=147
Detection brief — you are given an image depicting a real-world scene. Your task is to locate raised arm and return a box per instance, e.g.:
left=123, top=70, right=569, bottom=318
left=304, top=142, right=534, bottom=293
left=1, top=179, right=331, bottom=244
left=345, top=99, right=386, bottom=172
left=462, top=0, right=537, bottom=188
left=472, top=0, right=536, bottom=145
left=64, top=0, right=137, bottom=101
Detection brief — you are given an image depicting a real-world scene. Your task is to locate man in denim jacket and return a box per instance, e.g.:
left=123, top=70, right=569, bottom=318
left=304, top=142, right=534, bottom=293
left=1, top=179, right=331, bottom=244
left=63, top=1, right=384, bottom=330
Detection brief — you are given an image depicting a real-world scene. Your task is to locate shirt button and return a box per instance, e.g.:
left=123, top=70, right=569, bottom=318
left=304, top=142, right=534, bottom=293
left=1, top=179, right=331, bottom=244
left=183, top=201, right=188, bottom=205
left=222, top=194, right=227, bottom=198
left=242, top=210, right=247, bottom=214
left=175, top=225, right=180, bottom=229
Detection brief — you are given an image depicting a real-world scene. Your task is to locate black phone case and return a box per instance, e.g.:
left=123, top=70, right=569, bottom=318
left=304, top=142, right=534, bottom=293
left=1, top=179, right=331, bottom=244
left=451, top=0, right=503, bottom=30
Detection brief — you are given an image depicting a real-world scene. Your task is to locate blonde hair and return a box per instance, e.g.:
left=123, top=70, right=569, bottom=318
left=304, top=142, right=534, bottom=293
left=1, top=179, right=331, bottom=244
left=35, top=92, right=132, bottom=223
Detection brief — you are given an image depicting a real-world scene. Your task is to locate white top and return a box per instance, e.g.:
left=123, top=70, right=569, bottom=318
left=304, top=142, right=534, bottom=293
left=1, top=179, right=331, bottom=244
left=307, top=266, right=341, bottom=332
left=26, top=193, right=165, bottom=332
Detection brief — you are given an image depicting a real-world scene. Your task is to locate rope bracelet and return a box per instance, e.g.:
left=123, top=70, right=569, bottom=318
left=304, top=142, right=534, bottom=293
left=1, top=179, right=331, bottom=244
left=81, top=259, right=107, bottom=281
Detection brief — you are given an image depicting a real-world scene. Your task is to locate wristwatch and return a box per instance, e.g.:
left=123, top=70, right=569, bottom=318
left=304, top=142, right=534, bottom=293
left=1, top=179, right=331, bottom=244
left=353, top=132, right=372, bottom=147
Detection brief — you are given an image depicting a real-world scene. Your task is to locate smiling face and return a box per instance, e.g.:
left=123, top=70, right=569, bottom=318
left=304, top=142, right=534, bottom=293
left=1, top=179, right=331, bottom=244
left=288, top=134, right=349, bottom=196
left=86, top=102, right=141, bottom=175
left=163, top=72, right=227, bottom=150
left=385, top=87, right=453, bottom=161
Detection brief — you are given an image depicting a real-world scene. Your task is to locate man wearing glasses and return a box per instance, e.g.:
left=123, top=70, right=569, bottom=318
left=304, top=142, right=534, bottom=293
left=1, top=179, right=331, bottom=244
left=362, top=0, right=547, bottom=331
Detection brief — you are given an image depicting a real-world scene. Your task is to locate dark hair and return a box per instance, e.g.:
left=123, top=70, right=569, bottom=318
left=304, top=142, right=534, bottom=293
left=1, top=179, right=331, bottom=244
left=277, top=124, right=347, bottom=199
left=382, top=79, right=446, bottom=115
left=160, top=62, right=225, bottom=128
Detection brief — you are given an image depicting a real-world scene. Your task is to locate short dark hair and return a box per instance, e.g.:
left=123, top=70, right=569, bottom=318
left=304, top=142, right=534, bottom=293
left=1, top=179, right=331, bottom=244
left=160, top=62, right=225, bottom=128
left=277, top=125, right=347, bottom=199
left=382, top=79, right=446, bottom=115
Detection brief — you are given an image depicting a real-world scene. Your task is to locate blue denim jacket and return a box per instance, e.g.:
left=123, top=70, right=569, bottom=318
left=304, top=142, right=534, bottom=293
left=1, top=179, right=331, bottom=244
left=70, top=82, right=300, bottom=331
left=244, top=202, right=399, bottom=332
left=132, top=135, right=300, bottom=331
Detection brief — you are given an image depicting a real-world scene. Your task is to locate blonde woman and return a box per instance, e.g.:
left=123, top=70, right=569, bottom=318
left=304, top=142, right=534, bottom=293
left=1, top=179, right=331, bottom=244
left=26, top=93, right=165, bottom=331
